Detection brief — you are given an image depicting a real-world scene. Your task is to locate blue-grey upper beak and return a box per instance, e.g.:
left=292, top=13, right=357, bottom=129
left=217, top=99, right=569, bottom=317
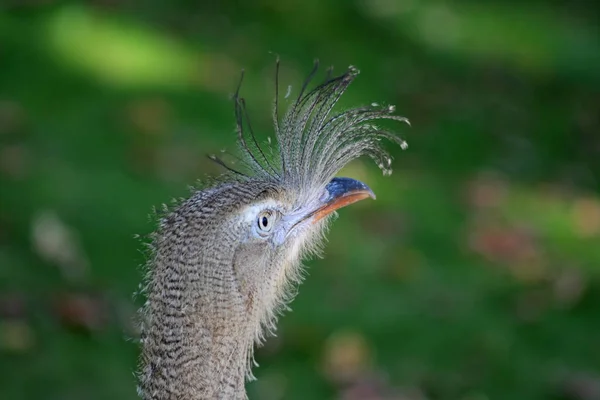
left=311, top=177, right=376, bottom=223
left=322, top=177, right=376, bottom=203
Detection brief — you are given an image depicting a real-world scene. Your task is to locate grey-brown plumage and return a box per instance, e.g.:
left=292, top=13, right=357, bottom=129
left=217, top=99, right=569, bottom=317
left=136, top=61, right=409, bottom=399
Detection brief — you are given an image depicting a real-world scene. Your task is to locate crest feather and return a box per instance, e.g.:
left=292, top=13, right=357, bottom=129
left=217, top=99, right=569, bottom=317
left=214, top=61, right=410, bottom=192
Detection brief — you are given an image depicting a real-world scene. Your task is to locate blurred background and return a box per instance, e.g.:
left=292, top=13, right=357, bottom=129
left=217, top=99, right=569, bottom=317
left=1, top=1, right=600, bottom=399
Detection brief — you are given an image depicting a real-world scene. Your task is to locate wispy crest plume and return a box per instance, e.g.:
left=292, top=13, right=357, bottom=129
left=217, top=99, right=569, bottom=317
left=211, top=59, right=410, bottom=193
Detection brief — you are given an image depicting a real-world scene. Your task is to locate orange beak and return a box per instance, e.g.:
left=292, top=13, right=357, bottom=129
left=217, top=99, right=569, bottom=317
left=311, top=177, right=376, bottom=223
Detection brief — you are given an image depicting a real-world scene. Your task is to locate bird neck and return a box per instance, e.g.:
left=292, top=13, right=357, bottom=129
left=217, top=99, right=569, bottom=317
left=137, top=247, right=256, bottom=399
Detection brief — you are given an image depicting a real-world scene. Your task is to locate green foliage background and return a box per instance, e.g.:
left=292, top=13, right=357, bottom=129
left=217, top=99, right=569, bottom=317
left=1, top=1, right=599, bottom=399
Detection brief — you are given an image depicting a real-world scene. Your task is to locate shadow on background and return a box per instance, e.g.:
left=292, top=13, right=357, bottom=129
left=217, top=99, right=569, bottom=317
left=1, top=1, right=599, bottom=399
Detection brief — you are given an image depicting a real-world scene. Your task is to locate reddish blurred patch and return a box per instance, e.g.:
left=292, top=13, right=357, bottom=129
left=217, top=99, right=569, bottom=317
left=465, top=174, right=549, bottom=281
left=53, top=292, right=109, bottom=332
left=468, top=221, right=545, bottom=283
left=466, top=174, right=508, bottom=209
left=339, top=375, right=427, bottom=400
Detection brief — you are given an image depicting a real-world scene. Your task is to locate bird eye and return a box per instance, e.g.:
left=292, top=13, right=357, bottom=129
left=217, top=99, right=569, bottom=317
left=257, top=211, right=274, bottom=233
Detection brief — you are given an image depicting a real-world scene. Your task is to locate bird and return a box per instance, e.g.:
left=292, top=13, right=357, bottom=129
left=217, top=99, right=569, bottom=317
left=136, top=60, right=409, bottom=399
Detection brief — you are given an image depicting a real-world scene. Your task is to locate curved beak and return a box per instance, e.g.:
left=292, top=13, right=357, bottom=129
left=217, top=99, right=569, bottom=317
left=312, top=177, right=376, bottom=223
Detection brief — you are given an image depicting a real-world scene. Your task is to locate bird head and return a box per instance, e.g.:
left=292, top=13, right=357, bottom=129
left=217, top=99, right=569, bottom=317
left=193, top=61, right=409, bottom=345
left=196, top=176, right=376, bottom=340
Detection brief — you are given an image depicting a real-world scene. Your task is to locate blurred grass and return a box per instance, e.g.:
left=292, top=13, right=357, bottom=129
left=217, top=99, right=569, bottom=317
left=1, top=1, right=600, bottom=399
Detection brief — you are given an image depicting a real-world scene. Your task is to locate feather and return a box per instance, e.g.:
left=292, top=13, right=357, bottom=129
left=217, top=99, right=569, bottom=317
left=231, top=61, right=409, bottom=197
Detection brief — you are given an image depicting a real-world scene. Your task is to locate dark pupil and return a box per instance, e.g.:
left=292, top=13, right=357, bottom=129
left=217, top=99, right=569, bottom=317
left=261, top=216, right=269, bottom=228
